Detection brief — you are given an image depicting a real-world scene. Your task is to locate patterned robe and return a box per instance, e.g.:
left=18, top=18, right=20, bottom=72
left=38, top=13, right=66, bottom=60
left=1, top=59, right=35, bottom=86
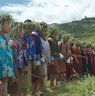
left=0, top=35, right=14, bottom=78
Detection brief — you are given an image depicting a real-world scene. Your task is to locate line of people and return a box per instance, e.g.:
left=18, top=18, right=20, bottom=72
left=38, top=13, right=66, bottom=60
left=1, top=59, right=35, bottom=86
left=32, top=31, right=95, bottom=96
left=48, top=36, right=95, bottom=92
left=0, top=14, right=95, bottom=96
left=0, top=14, right=49, bottom=96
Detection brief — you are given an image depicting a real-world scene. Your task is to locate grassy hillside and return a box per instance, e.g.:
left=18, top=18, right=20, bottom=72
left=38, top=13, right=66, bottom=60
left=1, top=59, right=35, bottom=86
left=53, top=17, right=95, bottom=45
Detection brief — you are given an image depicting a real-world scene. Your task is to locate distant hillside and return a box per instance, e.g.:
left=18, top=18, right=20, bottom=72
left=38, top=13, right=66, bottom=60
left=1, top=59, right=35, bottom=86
left=52, top=17, right=95, bottom=45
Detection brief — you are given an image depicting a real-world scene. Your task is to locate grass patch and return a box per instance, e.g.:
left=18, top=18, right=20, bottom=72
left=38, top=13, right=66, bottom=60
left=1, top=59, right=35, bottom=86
left=45, top=76, right=95, bottom=96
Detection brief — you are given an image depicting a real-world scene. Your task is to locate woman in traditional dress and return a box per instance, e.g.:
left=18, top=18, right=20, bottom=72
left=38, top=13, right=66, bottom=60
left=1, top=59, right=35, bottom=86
left=23, top=22, right=44, bottom=96
left=8, top=23, right=29, bottom=96
left=0, top=14, right=15, bottom=96
left=8, top=23, right=20, bottom=96
left=48, top=28, right=60, bottom=89
left=58, top=40, right=65, bottom=82
left=66, top=42, right=73, bottom=80
left=80, top=44, right=87, bottom=75
left=86, top=45, right=92, bottom=75
left=40, top=22, right=50, bottom=78
left=75, top=43, right=82, bottom=75
left=60, top=35, right=72, bottom=81
left=70, top=43, right=81, bottom=79
left=39, top=22, right=50, bottom=95
left=48, top=38, right=58, bottom=89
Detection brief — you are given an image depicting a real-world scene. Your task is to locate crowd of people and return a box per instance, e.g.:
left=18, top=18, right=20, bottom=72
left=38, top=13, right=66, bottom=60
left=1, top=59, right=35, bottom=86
left=0, top=14, right=95, bottom=96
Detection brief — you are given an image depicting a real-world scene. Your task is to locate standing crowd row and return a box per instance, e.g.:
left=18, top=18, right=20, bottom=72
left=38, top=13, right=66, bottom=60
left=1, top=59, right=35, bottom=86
left=0, top=15, right=95, bottom=96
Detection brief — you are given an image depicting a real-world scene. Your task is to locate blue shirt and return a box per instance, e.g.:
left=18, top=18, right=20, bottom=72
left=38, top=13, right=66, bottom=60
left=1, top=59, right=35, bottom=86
left=22, top=33, right=36, bottom=60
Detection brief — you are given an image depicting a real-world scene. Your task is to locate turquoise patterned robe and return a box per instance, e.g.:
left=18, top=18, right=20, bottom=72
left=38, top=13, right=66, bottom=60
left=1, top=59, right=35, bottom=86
left=0, top=35, right=14, bottom=78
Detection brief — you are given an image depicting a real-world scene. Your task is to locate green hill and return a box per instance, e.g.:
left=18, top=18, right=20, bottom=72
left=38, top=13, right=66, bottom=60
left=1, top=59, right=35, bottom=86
left=53, top=17, right=95, bottom=45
